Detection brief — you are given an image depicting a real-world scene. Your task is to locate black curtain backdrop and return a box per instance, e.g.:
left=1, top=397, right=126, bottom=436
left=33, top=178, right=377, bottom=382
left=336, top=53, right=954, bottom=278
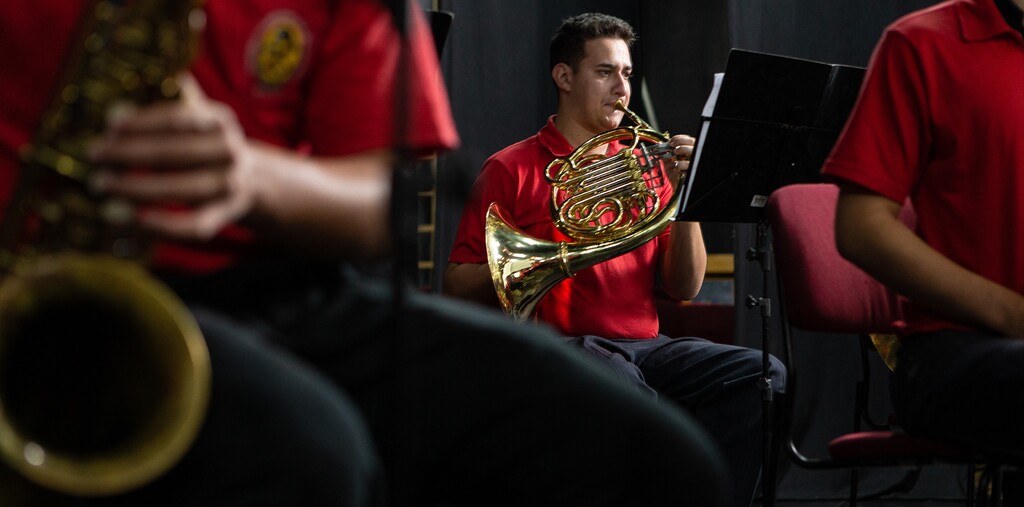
left=428, top=0, right=967, bottom=503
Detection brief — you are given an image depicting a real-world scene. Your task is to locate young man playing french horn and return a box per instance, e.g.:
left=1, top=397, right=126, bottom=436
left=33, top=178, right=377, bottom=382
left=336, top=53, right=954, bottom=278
left=445, top=12, right=785, bottom=507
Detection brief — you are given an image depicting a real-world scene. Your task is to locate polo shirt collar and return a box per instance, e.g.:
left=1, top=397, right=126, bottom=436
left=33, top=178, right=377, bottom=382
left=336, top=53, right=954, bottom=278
left=538, top=115, right=627, bottom=161
left=957, top=0, right=1020, bottom=41
left=539, top=115, right=575, bottom=158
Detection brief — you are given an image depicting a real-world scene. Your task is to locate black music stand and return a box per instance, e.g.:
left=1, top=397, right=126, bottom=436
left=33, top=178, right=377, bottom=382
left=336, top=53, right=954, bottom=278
left=427, top=10, right=454, bottom=59
left=676, top=48, right=865, bottom=506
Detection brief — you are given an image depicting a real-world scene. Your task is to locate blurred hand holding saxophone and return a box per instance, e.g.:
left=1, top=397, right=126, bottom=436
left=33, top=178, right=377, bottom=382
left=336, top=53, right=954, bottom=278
left=0, top=0, right=211, bottom=497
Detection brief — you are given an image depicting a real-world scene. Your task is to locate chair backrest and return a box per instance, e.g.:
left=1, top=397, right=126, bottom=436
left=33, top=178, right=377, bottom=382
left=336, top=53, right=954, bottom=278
left=766, top=183, right=913, bottom=334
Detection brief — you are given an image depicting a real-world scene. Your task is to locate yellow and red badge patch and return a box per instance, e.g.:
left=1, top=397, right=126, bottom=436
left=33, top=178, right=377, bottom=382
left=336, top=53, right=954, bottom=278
left=247, top=11, right=310, bottom=91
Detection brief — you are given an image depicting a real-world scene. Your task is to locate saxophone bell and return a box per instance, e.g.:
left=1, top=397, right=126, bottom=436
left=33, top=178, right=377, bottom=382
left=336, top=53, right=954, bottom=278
left=0, top=255, right=209, bottom=497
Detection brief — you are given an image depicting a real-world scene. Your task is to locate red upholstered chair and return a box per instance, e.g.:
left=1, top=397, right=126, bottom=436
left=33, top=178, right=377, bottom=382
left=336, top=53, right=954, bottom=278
left=764, top=183, right=1000, bottom=506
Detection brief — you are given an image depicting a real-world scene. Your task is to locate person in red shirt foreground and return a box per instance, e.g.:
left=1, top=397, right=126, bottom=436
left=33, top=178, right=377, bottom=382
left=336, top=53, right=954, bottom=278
left=824, top=0, right=1024, bottom=500
left=0, top=1, right=728, bottom=505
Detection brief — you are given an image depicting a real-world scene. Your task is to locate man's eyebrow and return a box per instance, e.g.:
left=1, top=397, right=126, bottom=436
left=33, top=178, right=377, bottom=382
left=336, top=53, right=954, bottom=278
left=595, top=62, right=631, bottom=72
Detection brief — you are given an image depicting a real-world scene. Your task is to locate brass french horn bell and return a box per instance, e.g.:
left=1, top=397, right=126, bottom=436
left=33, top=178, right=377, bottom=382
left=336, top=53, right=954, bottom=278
left=485, top=100, right=684, bottom=320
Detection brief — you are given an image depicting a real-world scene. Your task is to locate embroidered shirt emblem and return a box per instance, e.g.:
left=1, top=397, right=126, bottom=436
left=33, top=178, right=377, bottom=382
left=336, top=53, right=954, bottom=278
left=247, top=11, right=309, bottom=91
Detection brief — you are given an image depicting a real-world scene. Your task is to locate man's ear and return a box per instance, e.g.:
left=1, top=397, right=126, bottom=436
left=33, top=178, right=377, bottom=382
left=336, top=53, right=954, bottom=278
left=552, top=63, right=572, bottom=93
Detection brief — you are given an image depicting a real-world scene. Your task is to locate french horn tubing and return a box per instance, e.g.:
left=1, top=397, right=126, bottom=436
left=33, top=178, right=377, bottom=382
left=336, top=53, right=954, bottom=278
left=485, top=100, right=684, bottom=320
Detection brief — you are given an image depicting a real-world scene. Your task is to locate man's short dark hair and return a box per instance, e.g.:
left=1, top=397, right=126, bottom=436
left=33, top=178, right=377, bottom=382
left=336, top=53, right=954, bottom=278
left=549, top=13, right=636, bottom=72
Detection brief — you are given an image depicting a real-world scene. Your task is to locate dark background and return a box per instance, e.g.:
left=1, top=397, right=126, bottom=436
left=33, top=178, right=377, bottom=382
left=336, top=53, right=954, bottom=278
left=419, top=0, right=969, bottom=503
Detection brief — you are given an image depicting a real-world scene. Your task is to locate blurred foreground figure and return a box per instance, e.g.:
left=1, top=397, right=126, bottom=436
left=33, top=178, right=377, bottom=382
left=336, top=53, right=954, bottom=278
left=0, top=1, right=728, bottom=506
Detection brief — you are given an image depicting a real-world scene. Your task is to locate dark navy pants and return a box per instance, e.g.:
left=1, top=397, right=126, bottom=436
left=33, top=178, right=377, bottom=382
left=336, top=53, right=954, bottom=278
left=892, top=329, right=1024, bottom=455
left=567, top=334, right=786, bottom=507
left=892, top=329, right=1024, bottom=502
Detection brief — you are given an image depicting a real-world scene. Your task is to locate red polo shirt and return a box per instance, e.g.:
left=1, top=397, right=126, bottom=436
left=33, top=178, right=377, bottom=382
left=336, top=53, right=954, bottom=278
left=822, top=0, right=1024, bottom=333
left=0, top=0, right=458, bottom=273
left=449, top=116, right=672, bottom=339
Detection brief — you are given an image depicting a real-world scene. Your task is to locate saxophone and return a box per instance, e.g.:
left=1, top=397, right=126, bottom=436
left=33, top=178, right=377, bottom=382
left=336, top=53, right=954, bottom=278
left=0, top=0, right=210, bottom=497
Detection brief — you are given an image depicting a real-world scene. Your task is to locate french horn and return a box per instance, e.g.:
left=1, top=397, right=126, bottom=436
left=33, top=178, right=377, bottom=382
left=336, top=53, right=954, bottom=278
left=485, top=100, right=685, bottom=320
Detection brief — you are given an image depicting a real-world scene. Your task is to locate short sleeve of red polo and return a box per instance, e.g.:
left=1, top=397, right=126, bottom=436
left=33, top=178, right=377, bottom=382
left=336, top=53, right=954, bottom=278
left=822, top=29, right=929, bottom=203
left=447, top=155, right=519, bottom=264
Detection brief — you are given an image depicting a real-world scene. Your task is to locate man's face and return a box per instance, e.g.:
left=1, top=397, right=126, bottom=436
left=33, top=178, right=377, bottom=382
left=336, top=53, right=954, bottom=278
left=565, top=37, right=633, bottom=135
